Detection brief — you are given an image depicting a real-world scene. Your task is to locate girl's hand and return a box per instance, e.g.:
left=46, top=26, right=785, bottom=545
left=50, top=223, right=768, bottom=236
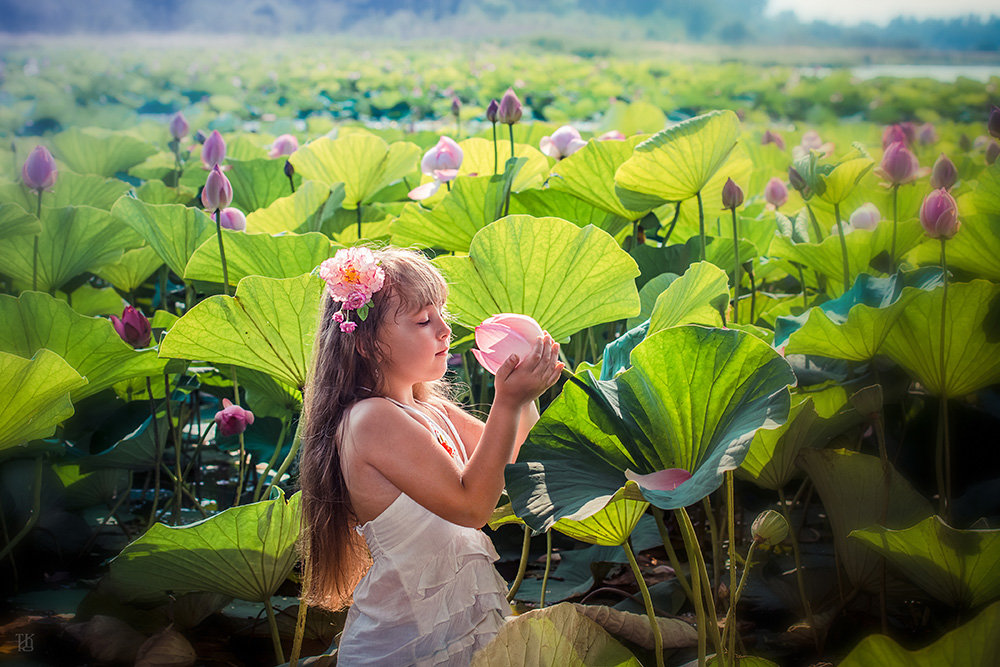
left=493, top=332, right=563, bottom=408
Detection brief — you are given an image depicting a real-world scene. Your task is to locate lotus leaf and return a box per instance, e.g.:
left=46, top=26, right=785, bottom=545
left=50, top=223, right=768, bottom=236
left=60, top=284, right=126, bottom=317
left=911, top=212, right=1000, bottom=282
left=184, top=231, right=335, bottom=286
left=135, top=180, right=198, bottom=206
left=815, top=147, right=874, bottom=205
left=599, top=100, right=666, bottom=136
left=53, top=463, right=130, bottom=510
left=549, top=136, right=651, bottom=219
left=0, top=349, right=86, bottom=453
left=93, top=246, right=164, bottom=293
left=80, top=408, right=172, bottom=472
left=111, top=197, right=215, bottom=277
left=245, top=181, right=333, bottom=235
left=435, top=216, right=640, bottom=341
left=454, top=137, right=549, bottom=190
left=391, top=176, right=498, bottom=252
left=649, top=261, right=729, bottom=333
left=0, top=170, right=130, bottom=211
left=510, top=189, right=631, bottom=238
left=226, top=158, right=296, bottom=214
left=0, top=202, right=41, bottom=241
left=52, top=127, right=157, bottom=177
left=628, top=272, right=678, bottom=329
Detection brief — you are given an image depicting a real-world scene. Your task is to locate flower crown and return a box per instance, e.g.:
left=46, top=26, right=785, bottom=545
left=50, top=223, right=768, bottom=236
left=318, top=247, right=386, bottom=333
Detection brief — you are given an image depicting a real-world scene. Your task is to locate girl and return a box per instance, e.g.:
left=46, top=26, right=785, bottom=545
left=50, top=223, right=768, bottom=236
left=298, top=246, right=563, bottom=665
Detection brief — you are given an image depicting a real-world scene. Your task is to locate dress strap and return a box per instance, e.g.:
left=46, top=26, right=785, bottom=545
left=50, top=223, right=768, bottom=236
left=416, top=401, right=469, bottom=464
left=383, top=397, right=466, bottom=464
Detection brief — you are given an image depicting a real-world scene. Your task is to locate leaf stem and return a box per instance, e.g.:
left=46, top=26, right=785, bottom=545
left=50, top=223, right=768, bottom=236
left=833, top=202, right=850, bottom=292
left=540, top=530, right=553, bottom=608
left=264, top=597, right=285, bottom=664
left=730, top=208, right=740, bottom=322
left=491, top=122, right=498, bottom=175
left=33, top=188, right=42, bottom=291
left=652, top=508, right=695, bottom=603
left=725, top=471, right=737, bottom=661
left=623, top=538, right=664, bottom=667
left=697, top=191, right=706, bottom=262
left=215, top=209, right=230, bottom=297
left=890, top=184, right=899, bottom=269
left=937, top=238, right=951, bottom=519
left=506, top=524, right=532, bottom=602
left=676, top=507, right=708, bottom=667
left=289, top=552, right=311, bottom=667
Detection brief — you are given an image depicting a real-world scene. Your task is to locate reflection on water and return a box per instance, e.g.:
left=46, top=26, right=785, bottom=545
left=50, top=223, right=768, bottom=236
left=801, top=64, right=1000, bottom=82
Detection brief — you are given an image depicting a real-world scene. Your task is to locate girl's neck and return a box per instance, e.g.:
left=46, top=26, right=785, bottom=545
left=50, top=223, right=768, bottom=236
left=380, top=378, right=419, bottom=407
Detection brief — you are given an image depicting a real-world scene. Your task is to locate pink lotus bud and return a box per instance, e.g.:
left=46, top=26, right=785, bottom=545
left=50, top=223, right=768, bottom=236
left=788, top=166, right=808, bottom=196
left=451, top=96, right=461, bottom=117
left=987, top=141, right=1000, bottom=166
left=919, top=188, right=960, bottom=240
left=989, top=105, right=1000, bottom=140
left=201, top=130, right=226, bottom=169
left=598, top=130, right=626, bottom=141
left=539, top=125, right=587, bottom=159
left=849, top=203, right=881, bottom=230
left=21, top=145, right=58, bottom=190
left=761, top=129, right=785, bottom=150
left=268, top=133, right=298, bottom=158
left=219, top=207, right=246, bottom=231
left=485, top=99, right=499, bottom=124
left=420, top=136, right=463, bottom=181
left=109, top=306, right=151, bottom=348
left=800, top=130, right=823, bottom=150
left=497, top=88, right=522, bottom=125
left=930, top=153, right=958, bottom=191
left=881, top=124, right=910, bottom=149
left=624, top=468, right=692, bottom=492
left=918, top=122, right=938, bottom=145
left=878, top=141, right=921, bottom=185
left=721, top=178, right=744, bottom=210
left=764, top=177, right=788, bottom=208
left=471, top=313, right=543, bottom=375
left=169, top=112, right=189, bottom=140
left=202, top=165, right=233, bottom=212
left=214, top=398, right=255, bottom=437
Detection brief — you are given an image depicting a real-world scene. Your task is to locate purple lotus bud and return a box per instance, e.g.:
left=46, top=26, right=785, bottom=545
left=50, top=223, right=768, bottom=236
left=21, top=145, right=58, bottom=190
left=721, top=178, right=744, bottom=210
left=268, top=133, right=298, bottom=158
left=989, top=106, right=1000, bottom=140
left=881, top=124, right=909, bottom=149
left=451, top=96, right=461, bottom=118
left=878, top=141, right=921, bottom=185
left=987, top=141, right=1000, bottom=166
left=764, top=177, right=788, bottom=208
left=849, top=203, right=881, bottom=230
left=201, top=129, right=226, bottom=169
left=788, top=166, right=808, bottom=195
left=959, top=134, right=972, bottom=151
left=169, top=112, right=189, bottom=140
left=930, top=153, right=958, bottom=191
left=284, top=160, right=295, bottom=179
left=485, top=99, right=499, bottom=124
left=202, top=165, right=233, bottom=213
left=918, top=122, right=937, bottom=145
left=920, top=188, right=960, bottom=240
left=110, top=306, right=151, bottom=348
left=761, top=129, right=785, bottom=151
left=497, top=88, right=522, bottom=125
left=219, top=207, right=246, bottom=231
left=214, top=398, right=255, bottom=437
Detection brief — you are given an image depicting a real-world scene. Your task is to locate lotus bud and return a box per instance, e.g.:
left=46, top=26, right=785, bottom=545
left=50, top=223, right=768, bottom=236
left=268, top=133, right=298, bottom=158
left=598, top=130, right=626, bottom=141
left=987, top=141, right=1000, bottom=166
left=284, top=160, right=295, bottom=179
left=878, top=141, right=921, bottom=185
left=201, top=129, right=226, bottom=169
left=485, top=99, right=499, bottom=124
left=930, top=153, right=958, bottom=190
left=451, top=96, right=461, bottom=118
left=918, top=122, right=938, bottom=145
left=959, top=134, right=972, bottom=151
left=219, top=207, right=246, bottom=231
left=201, top=165, right=233, bottom=213
left=881, top=123, right=909, bottom=149
left=420, top=136, right=463, bottom=183
left=800, top=130, right=823, bottom=150
left=21, top=145, right=58, bottom=190
left=788, top=166, right=808, bottom=196
left=919, top=188, right=960, bottom=240
left=168, top=112, right=189, bottom=140
left=764, top=177, right=788, bottom=208
left=761, top=129, right=785, bottom=151
left=497, top=88, right=522, bottom=125
left=110, top=306, right=151, bottom=349
left=849, top=203, right=881, bottom=230
left=472, top=313, right=544, bottom=375
left=751, top=510, right=789, bottom=547
left=214, top=398, right=255, bottom=437
left=721, top=178, right=744, bottom=210
left=989, top=105, right=1000, bottom=140
left=539, top=125, right=587, bottom=160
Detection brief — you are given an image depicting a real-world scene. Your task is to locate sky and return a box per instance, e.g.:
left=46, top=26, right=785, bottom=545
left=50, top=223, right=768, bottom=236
left=766, top=0, right=999, bottom=25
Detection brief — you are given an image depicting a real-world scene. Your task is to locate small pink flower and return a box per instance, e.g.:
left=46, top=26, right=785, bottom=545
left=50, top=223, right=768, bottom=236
left=420, top=136, right=463, bottom=181
left=201, top=130, right=226, bottom=169
left=345, top=291, right=367, bottom=310
left=764, top=177, right=788, bottom=209
left=472, top=313, right=544, bottom=375
left=333, top=311, right=345, bottom=323
left=497, top=88, right=522, bottom=125
left=202, top=165, right=233, bottom=212
left=340, top=320, right=358, bottom=333
left=269, top=133, right=299, bottom=158
left=214, top=398, right=254, bottom=437
left=110, top=306, right=151, bottom=348
left=539, top=125, right=586, bottom=159
left=849, top=203, right=881, bottom=231
left=918, top=122, right=938, bottom=145
left=793, top=130, right=833, bottom=159
left=876, top=141, right=923, bottom=185
left=624, top=468, right=693, bottom=492
left=169, top=112, right=189, bottom=140
left=218, top=207, right=246, bottom=231
left=21, top=145, right=58, bottom=190
left=881, top=124, right=910, bottom=149
left=721, top=178, right=744, bottom=210
left=920, top=188, right=960, bottom=240
left=598, top=130, right=626, bottom=141
left=930, top=154, right=958, bottom=191
left=761, top=129, right=785, bottom=151
left=318, top=247, right=386, bottom=304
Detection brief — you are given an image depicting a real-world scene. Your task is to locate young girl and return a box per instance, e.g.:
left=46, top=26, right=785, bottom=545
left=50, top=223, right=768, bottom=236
left=298, top=246, right=563, bottom=665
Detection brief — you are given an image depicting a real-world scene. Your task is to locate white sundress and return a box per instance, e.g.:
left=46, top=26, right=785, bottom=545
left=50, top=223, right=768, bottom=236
left=335, top=399, right=512, bottom=666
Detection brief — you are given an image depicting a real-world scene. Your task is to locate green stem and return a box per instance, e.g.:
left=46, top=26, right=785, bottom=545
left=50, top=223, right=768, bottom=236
left=254, top=417, right=290, bottom=503
left=725, top=472, right=737, bottom=661
left=796, top=263, right=808, bottom=310
left=723, top=541, right=757, bottom=661
left=702, top=496, right=721, bottom=594
left=805, top=202, right=823, bottom=242
left=507, top=525, right=532, bottom=602
left=263, top=418, right=302, bottom=502
left=356, top=203, right=363, bottom=240
left=491, top=122, right=498, bottom=175
left=652, top=508, right=695, bottom=603
left=159, top=265, right=170, bottom=313
left=215, top=209, right=230, bottom=297
left=264, top=597, right=285, bottom=664
left=0, top=456, right=43, bottom=562
left=833, top=202, right=850, bottom=292
left=623, top=538, right=664, bottom=667
left=289, top=552, right=310, bottom=667
left=938, top=238, right=951, bottom=519
left=676, top=508, right=708, bottom=667
left=777, top=487, right=815, bottom=636
left=697, top=191, right=706, bottom=262
left=730, top=208, right=740, bottom=322
left=231, top=367, right=247, bottom=506
left=662, top=201, right=682, bottom=246
left=0, top=490, right=18, bottom=584
left=890, top=184, right=899, bottom=269
left=747, top=266, right=757, bottom=325
left=540, top=530, right=553, bottom=609
left=165, top=371, right=184, bottom=525
left=507, top=123, right=515, bottom=162
left=33, top=188, right=42, bottom=291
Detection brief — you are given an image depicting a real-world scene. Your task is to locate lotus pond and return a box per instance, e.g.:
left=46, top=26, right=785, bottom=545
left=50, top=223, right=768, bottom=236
left=2, top=41, right=1000, bottom=667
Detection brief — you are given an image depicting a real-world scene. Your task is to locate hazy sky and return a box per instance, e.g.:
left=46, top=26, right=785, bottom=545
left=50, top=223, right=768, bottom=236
left=767, top=0, right=998, bottom=25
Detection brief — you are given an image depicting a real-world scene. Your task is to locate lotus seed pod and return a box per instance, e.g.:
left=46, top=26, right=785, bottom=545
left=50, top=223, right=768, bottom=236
left=751, top=509, right=789, bottom=546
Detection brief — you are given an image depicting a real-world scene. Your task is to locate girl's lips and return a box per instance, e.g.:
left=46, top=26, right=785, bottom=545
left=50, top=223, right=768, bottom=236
left=435, top=349, right=448, bottom=356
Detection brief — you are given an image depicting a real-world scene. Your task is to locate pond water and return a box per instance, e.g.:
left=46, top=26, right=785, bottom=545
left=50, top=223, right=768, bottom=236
left=802, top=64, right=1000, bottom=82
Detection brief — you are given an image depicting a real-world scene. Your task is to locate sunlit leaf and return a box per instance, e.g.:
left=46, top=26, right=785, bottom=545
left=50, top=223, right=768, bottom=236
left=552, top=483, right=649, bottom=547
left=0, top=202, right=40, bottom=241
left=184, top=231, right=335, bottom=286
left=549, top=136, right=650, bottom=219
left=245, top=181, right=332, bottom=235
left=52, top=127, right=157, bottom=177
left=227, top=157, right=296, bottom=214
left=93, top=246, right=164, bottom=293
left=0, top=170, right=130, bottom=211
left=816, top=148, right=874, bottom=205
left=510, top=189, right=631, bottom=238
left=111, top=197, right=215, bottom=277
left=649, top=261, right=729, bottom=332
left=391, top=176, right=497, bottom=252
left=0, top=349, right=86, bottom=453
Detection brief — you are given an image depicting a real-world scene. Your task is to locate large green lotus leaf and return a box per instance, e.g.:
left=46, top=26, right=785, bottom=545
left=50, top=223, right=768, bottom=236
left=61, top=284, right=126, bottom=318
left=0, top=349, right=86, bottom=453
left=245, top=181, right=332, bottom=235
left=881, top=280, right=1000, bottom=396
left=850, top=515, right=1000, bottom=608
left=107, top=488, right=301, bottom=604
left=0, top=170, right=130, bottom=211
left=0, top=202, right=40, bottom=240
left=549, top=136, right=650, bottom=219
left=552, top=482, right=649, bottom=547
left=628, top=272, right=678, bottom=329
left=239, top=368, right=302, bottom=421
left=661, top=151, right=754, bottom=240
left=435, top=216, right=640, bottom=341
left=0, top=205, right=144, bottom=293
left=470, top=602, right=640, bottom=666
left=226, top=158, right=295, bottom=214
left=911, top=212, right=1000, bottom=282
left=455, top=137, right=549, bottom=192
left=93, top=246, right=164, bottom=293
left=649, top=261, right=729, bottom=333
left=815, top=149, right=874, bottom=205
left=158, top=273, right=323, bottom=389
left=391, top=176, right=497, bottom=252
left=838, top=600, right=1000, bottom=667
left=52, top=127, right=157, bottom=177
left=135, top=180, right=198, bottom=206
left=184, top=231, right=335, bottom=286
left=510, top=189, right=631, bottom=238
left=80, top=408, right=171, bottom=472
left=289, top=133, right=420, bottom=208
left=599, top=100, right=666, bottom=136
left=53, top=463, right=130, bottom=510
left=111, top=197, right=215, bottom=277
left=614, top=110, right=741, bottom=203
left=0, top=292, right=165, bottom=401
left=972, top=160, right=1000, bottom=214
left=798, top=448, right=933, bottom=591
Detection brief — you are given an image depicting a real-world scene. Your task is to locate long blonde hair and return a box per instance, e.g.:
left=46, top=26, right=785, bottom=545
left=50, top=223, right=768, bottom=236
left=296, top=246, right=453, bottom=611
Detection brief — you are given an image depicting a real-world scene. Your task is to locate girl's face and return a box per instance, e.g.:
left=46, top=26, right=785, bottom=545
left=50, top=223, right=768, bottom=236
left=376, top=298, right=452, bottom=387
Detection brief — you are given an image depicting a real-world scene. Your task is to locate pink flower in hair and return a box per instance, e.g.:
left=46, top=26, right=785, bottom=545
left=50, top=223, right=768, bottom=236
left=318, top=247, right=385, bottom=305
left=333, top=311, right=345, bottom=323
left=340, top=320, right=358, bottom=333
left=345, top=291, right=367, bottom=310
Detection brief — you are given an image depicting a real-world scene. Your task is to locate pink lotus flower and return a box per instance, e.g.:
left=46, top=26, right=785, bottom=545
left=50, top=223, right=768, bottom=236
left=201, top=129, right=226, bottom=169
left=761, top=129, right=785, bottom=151
left=21, top=145, right=58, bottom=190
left=471, top=313, right=544, bottom=375
left=214, top=398, right=255, bottom=437
left=624, top=468, right=692, bottom=492
left=920, top=188, right=960, bottom=240
left=539, top=125, right=586, bottom=159
left=598, top=130, right=626, bottom=141
left=881, top=124, right=910, bottom=149
left=918, top=122, right=938, bottom=145
left=764, top=177, right=788, bottom=208
left=485, top=99, right=499, bottom=124
left=849, top=203, right=881, bottom=230
left=268, top=133, right=299, bottom=158
left=792, top=130, right=833, bottom=159
left=169, top=112, right=189, bottom=140
left=219, top=207, right=246, bottom=231
left=876, top=141, right=923, bottom=185
left=497, top=88, right=522, bottom=125
left=202, top=165, right=233, bottom=212
left=930, top=153, right=958, bottom=191
left=409, top=136, right=463, bottom=201
left=318, top=246, right=386, bottom=305
left=110, top=306, right=151, bottom=348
